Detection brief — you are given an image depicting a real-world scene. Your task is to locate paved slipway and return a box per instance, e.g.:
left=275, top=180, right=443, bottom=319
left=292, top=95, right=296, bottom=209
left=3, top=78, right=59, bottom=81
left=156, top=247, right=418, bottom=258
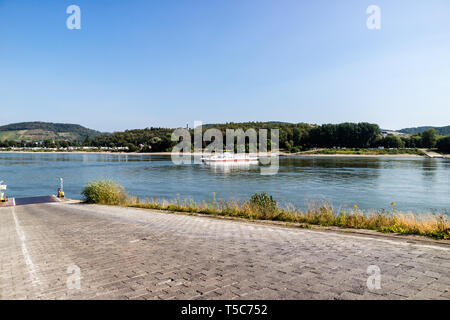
left=0, top=202, right=449, bottom=300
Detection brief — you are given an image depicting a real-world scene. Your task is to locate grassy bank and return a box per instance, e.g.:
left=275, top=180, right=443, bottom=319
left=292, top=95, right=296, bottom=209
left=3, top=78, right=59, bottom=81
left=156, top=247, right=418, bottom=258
left=82, top=181, right=449, bottom=240
left=303, top=148, right=426, bottom=156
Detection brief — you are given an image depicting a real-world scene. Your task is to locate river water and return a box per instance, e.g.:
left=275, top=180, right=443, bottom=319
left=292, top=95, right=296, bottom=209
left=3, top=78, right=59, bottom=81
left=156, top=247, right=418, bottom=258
left=0, top=153, right=448, bottom=214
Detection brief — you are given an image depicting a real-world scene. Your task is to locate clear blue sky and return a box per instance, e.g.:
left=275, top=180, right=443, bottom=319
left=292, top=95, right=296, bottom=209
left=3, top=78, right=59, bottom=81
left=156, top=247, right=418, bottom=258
left=1, top=0, right=449, bottom=132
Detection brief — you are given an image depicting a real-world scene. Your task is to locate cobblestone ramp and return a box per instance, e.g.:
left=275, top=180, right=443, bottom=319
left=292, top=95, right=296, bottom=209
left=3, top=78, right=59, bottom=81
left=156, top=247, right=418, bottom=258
left=0, top=202, right=449, bottom=300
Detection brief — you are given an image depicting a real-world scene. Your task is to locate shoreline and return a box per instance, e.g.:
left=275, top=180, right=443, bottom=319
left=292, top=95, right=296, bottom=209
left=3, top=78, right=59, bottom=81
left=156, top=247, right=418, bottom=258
left=0, top=150, right=442, bottom=158
left=280, top=152, right=425, bottom=158
left=80, top=179, right=450, bottom=240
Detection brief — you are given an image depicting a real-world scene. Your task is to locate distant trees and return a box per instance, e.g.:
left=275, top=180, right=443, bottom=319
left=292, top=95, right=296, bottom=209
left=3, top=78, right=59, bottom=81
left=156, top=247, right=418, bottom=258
left=309, top=123, right=380, bottom=148
left=198, top=122, right=379, bottom=151
left=401, top=135, right=422, bottom=148
left=420, top=129, right=438, bottom=148
left=43, top=139, right=55, bottom=148
left=0, top=139, right=80, bottom=148
left=0, top=122, right=388, bottom=152
left=376, top=135, right=405, bottom=148
left=84, top=128, right=175, bottom=152
left=0, top=140, right=14, bottom=147
left=201, top=122, right=312, bottom=152
left=397, top=129, right=441, bottom=149
left=436, top=136, right=450, bottom=153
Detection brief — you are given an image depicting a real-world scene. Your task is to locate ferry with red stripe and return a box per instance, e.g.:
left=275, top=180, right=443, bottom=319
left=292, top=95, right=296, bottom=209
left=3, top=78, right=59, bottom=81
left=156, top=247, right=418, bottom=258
left=201, top=152, right=259, bottom=164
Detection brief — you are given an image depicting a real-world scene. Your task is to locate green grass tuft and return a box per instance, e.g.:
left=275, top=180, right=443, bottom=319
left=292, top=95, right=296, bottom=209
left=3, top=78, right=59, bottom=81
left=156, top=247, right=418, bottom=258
left=82, top=180, right=128, bottom=205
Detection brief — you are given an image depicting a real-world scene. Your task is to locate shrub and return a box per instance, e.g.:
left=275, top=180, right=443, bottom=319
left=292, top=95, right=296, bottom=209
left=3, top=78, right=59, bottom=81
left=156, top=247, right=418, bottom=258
left=82, top=180, right=128, bottom=205
left=249, top=192, right=278, bottom=217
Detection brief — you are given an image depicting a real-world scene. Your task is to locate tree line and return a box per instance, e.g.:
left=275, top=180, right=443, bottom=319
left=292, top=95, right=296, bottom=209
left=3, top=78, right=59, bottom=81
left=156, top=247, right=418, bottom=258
left=1, top=123, right=449, bottom=154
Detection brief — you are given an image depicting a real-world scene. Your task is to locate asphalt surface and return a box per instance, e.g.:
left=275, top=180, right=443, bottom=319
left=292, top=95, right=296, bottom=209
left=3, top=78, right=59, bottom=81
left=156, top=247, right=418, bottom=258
left=13, top=196, right=61, bottom=206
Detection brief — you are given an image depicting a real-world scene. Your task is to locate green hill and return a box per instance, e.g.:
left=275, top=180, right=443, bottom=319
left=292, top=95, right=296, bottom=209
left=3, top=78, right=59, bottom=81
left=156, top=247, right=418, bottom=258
left=0, top=122, right=102, bottom=142
left=398, top=125, right=450, bottom=136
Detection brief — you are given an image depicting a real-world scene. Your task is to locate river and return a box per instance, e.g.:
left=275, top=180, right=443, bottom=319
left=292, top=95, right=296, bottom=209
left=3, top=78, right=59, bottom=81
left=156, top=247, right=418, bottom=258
left=0, top=153, right=448, bottom=214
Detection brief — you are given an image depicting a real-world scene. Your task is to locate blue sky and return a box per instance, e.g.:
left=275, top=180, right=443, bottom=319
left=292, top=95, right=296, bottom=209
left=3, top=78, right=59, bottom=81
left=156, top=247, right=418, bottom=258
left=0, top=0, right=449, bottom=132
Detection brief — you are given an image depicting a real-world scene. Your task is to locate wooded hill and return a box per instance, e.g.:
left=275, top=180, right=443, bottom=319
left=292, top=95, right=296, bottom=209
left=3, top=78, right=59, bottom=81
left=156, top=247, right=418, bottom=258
left=398, top=125, right=450, bottom=136
left=0, top=122, right=101, bottom=143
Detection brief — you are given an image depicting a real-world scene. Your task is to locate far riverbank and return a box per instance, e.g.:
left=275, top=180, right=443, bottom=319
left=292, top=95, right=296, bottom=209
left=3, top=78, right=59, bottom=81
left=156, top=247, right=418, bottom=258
left=1, top=150, right=445, bottom=158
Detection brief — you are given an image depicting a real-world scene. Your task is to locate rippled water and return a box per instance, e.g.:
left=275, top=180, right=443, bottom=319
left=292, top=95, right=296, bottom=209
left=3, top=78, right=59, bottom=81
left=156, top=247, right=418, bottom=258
left=0, top=153, right=449, bottom=214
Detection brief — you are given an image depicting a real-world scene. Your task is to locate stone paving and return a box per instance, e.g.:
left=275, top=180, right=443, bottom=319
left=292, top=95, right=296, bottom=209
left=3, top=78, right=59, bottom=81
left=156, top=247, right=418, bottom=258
left=0, top=202, right=449, bottom=300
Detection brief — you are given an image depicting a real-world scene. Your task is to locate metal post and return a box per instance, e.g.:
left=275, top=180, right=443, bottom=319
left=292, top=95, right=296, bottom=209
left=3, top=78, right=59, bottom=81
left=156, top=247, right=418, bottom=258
left=0, top=181, right=6, bottom=202
left=58, top=178, right=65, bottom=198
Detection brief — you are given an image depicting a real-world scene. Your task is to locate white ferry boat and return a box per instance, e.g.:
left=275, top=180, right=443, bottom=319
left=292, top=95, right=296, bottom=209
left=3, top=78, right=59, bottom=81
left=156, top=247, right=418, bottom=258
left=201, top=152, right=259, bottom=164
